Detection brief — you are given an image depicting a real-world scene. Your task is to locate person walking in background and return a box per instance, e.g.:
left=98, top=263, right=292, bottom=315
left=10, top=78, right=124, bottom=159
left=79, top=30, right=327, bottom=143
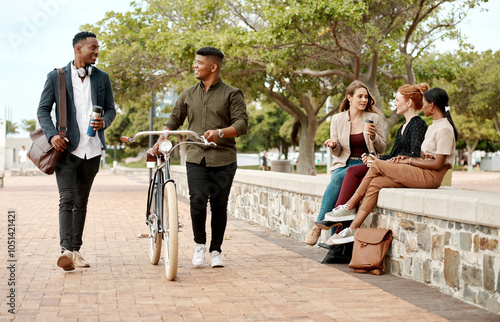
left=18, top=145, right=28, bottom=176
left=261, top=150, right=269, bottom=171
left=304, top=80, right=386, bottom=245
left=153, top=47, right=248, bottom=268
left=328, top=87, right=457, bottom=244
left=37, top=31, right=116, bottom=271
left=313, top=83, right=429, bottom=245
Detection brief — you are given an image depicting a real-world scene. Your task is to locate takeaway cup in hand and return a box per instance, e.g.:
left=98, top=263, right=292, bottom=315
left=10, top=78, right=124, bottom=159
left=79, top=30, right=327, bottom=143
left=364, top=119, right=374, bottom=135
left=87, top=106, right=103, bottom=137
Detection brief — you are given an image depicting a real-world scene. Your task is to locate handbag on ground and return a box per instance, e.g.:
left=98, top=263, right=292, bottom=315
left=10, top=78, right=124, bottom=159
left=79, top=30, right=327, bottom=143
left=348, top=228, right=392, bottom=275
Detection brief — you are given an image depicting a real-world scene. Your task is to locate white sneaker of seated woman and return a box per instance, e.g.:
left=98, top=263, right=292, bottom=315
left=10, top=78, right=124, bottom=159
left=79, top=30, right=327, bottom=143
left=324, top=205, right=356, bottom=222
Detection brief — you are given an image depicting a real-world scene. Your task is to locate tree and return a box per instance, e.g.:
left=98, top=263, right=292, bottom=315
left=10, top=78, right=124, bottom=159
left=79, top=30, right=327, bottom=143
left=452, top=50, right=500, bottom=137
left=21, top=119, right=36, bottom=133
left=453, top=111, right=496, bottom=172
left=6, top=120, right=19, bottom=136
left=450, top=50, right=500, bottom=171
left=236, top=101, right=293, bottom=154
left=88, top=0, right=487, bottom=174
left=263, top=0, right=487, bottom=135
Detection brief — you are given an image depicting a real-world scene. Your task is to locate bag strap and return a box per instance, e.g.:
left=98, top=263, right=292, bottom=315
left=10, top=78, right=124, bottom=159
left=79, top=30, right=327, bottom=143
left=55, top=68, right=67, bottom=138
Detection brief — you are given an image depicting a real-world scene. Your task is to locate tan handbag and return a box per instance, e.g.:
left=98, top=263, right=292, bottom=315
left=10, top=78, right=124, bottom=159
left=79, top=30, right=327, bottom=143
left=28, top=68, right=67, bottom=175
left=348, top=228, right=392, bottom=275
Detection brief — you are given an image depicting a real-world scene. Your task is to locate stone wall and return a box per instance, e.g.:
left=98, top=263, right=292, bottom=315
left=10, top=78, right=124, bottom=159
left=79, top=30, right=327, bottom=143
left=169, top=165, right=500, bottom=314
left=363, top=209, right=500, bottom=313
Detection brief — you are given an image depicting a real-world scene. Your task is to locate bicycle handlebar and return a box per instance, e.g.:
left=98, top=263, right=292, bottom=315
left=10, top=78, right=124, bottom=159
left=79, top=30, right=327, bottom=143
left=120, top=130, right=217, bottom=147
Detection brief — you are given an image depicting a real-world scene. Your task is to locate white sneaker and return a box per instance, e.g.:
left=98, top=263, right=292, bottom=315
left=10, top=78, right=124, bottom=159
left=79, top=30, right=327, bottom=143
left=192, top=244, right=206, bottom=267
left=210, top=251, right=224, bottom=268
left=327, top=227, right=356, bottom=245
left=324, top=205, right=356, bottom=222
left=73, top=250, right=90, bottom=268
left=57, top=250, right=75, bottom=271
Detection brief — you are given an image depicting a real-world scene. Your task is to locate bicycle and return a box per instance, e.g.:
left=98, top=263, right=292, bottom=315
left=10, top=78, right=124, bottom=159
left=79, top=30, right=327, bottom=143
left=120, top=130, right=216, bottom=280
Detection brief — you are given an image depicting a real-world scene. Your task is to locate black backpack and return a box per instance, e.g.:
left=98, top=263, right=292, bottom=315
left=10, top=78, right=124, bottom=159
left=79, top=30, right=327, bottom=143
left=320, top=221, right=354, bottom=264
left=321, top=242, right=354, bottom=264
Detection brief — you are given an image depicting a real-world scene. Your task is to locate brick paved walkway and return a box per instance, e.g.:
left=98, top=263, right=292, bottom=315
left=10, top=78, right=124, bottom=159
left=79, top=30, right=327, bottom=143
left=0, top=172, right=498, bottom=321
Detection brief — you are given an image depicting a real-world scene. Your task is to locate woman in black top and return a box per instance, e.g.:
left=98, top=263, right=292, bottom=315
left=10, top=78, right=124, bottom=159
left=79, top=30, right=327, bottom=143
left=308, top=83, right=429, bottom=244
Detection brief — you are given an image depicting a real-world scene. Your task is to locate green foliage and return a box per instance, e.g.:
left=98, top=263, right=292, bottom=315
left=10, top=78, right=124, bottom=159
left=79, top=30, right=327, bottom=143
left=451, top=50, right=500, bottom=136
left=237, top=101, right=292, bottom=152
left=21, top=119, right=36, bottom=133
left=86, top=0, right=490, bottom=170
left=449, top=50, right=500, bottom=155
left=6, top=120, right=18, bottom=135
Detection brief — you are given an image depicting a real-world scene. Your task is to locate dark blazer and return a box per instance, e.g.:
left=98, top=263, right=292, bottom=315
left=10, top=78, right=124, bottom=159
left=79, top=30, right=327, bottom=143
left=37, top=61, right=116, bottom=152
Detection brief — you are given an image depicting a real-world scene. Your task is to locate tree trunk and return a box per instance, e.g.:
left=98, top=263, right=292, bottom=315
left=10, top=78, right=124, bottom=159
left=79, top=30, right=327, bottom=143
left=466, top=139, right=479, bottom=173
left=296, top=118, right=318, bottom=175
left=492, top=111, right=500, bottom=137
left=360, top=75, right=400, bottom=139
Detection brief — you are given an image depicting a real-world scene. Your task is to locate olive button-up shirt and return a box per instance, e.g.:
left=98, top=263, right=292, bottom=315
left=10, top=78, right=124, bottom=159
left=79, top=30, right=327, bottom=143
left=165, top=78, right=248, bottom=167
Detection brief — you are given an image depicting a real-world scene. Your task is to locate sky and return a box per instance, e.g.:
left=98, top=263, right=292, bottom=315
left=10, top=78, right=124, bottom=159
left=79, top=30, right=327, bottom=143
left=1, top=0, right=499, bottom=138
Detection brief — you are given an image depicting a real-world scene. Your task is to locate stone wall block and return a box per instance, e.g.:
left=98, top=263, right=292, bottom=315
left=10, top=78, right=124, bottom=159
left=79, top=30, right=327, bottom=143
left=474, top=235, right=480, bottom=252
left=260, top=191, right=268, bottom=206
left=404, top=257, right=413, bottom=277
left=423, top=259, right=431, bottom=283
left=390, top=258, right=402, bottom=276
left=480, top=237, right=498, bottom=251
left=462, top=265, right=482, bottom=287
left=444, top=248, right=460, bottom=289
left=483, top=255, right=495, bottom=292
left=444, top=231, right=451, bottom=246
left=432, top=234, right=444, bottom=261
left=414, top=258, right=424, bottom=283
left=401, top=219, right=415, bottom=231
left=417, top=223, right=430, bottom=251
left=405, top=234, right=418, bottom=253
left=463, top=284, right=477, bottom=304
left=433, top=270, right=444, bottom=285
left=459, top=232, right=472, bottom=252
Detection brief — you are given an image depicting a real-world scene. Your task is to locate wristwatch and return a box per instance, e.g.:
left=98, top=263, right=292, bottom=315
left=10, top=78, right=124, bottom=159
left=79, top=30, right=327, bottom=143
left=217, top=129, right=224, bottom=138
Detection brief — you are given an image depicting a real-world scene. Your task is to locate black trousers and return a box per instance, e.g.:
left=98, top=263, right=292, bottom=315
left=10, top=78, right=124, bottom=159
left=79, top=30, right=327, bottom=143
left=55, top=151, right=100, bottom=251
left=186, top=159, right=237, bottom=253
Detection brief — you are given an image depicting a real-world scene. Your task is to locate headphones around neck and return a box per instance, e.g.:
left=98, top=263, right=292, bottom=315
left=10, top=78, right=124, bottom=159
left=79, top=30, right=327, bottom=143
left=76, top=65, right=92, bottom=78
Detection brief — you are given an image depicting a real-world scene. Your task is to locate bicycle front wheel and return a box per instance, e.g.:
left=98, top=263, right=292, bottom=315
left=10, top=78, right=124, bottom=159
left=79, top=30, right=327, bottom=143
left=163, top=181, right=178, bottom=281
left=148, top=172, right=163, bottom=265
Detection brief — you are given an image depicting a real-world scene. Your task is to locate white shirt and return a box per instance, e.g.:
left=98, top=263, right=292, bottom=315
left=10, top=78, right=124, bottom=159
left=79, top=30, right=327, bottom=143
left=70, top=63, right=102, bottom=159
left=18, top=149, right=27, bottom=163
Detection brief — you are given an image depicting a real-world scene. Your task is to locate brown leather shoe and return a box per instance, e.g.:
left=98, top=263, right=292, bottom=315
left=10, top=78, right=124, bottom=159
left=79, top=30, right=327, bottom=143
left=305, top=226, right=322, bottom=245
left=73, top=251, right=90, bottom=268
left=57, top=250, right=75, bottom=271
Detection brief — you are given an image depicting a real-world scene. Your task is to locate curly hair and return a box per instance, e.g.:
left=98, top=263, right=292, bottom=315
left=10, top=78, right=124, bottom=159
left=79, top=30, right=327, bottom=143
left=72, top=31, right=97, bottom=48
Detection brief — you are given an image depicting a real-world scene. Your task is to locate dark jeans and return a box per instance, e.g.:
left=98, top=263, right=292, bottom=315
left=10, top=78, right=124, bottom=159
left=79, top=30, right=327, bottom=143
left=55, top=151, right=100, bottom=251
left=186, top=159, right=237, bottom=253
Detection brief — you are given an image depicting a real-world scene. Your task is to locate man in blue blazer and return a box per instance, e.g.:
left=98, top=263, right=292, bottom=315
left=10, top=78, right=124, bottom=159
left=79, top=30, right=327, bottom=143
left=37, top=31, right=116, bottom=271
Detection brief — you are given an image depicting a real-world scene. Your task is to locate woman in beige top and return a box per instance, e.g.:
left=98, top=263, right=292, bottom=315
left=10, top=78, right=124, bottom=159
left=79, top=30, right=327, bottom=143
left=328, top=87, right=457, bottom=245
left=305, top=80, right=385, bottom=245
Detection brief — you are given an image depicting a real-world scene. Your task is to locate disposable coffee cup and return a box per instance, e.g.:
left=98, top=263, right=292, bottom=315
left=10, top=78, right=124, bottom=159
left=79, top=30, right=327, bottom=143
left=364, top=119, right=374, bottom=133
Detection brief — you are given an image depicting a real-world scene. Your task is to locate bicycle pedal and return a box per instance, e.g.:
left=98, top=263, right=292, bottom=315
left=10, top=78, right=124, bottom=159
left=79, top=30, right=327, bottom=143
left=137, top=233, right=150, bottom=238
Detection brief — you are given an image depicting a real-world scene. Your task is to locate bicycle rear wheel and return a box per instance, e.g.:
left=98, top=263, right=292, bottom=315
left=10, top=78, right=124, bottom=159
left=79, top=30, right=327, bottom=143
left=163, top=181, right=178, bottom=280
left=148, top=172, right=163, bottom=265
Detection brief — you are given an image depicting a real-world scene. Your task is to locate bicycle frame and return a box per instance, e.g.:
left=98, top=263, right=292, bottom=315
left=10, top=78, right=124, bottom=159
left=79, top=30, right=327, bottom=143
left=122, top=130, right=216, bottom=278
left=121, top=130, right=216, bottom=224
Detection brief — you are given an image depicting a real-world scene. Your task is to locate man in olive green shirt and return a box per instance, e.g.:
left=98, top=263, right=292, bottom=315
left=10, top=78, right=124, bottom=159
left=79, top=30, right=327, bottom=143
left=155, top=47, right=248, bottom=268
